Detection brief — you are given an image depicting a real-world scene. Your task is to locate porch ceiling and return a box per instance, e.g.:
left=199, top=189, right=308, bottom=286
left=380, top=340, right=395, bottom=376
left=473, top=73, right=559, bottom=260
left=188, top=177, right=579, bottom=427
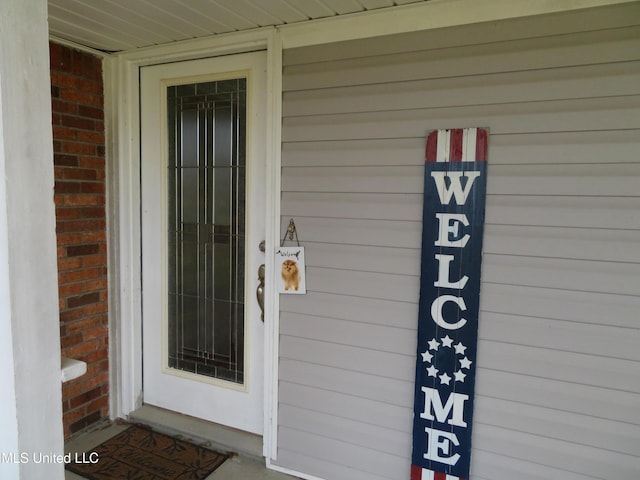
left=47, top=0, right=430, bottom=52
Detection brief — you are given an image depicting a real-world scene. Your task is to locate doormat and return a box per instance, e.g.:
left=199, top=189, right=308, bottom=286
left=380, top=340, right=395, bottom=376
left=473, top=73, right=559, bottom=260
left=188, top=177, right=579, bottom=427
left=66, top=424, right=229, bottom=480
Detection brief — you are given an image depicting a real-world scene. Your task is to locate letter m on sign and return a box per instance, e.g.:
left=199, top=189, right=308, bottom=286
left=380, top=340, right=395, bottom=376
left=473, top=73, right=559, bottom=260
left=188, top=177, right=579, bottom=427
left=411, top=127, right=489, bottom=480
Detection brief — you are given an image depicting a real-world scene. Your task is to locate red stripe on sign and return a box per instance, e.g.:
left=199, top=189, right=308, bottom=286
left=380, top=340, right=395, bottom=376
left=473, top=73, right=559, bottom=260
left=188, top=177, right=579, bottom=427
left=410, top=465, right=424, bottom=480
left=476, top=128, right=488, bottom=162
left=449, top=128, right=463, bottom=162
left=434, top=472, right=447, bottom=480
left=425, top=130, right=439, bottom=163
left=425, top=128, right=488, bottom=163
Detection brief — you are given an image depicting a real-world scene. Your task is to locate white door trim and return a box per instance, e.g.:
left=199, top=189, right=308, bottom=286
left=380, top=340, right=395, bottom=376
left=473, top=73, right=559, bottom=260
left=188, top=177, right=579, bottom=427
left=109, top=27, right=282, bottom=457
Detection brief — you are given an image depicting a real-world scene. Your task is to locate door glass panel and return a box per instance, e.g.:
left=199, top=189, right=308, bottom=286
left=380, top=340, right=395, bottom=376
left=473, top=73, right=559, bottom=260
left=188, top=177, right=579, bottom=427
left=166, top=78, right=246, bottom=384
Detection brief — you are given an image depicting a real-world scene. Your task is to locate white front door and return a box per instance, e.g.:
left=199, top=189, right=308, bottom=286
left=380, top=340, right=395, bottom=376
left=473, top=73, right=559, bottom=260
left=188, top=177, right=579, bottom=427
left=140, top=51, right=266, bottom=434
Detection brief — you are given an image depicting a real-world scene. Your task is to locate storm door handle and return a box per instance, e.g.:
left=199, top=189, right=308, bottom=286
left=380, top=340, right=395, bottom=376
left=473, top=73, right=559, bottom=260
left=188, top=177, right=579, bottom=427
left=257, top=264, right=265, bottom=322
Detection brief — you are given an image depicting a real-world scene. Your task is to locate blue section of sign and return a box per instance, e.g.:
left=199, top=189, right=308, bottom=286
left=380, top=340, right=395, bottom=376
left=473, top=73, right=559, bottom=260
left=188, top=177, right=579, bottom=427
left=411, top=161, right=488, bottom=479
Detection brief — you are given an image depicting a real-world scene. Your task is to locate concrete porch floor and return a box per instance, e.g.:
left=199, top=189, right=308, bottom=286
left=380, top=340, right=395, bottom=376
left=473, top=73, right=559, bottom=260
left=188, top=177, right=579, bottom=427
left=64, top=407, right=300, bottom=480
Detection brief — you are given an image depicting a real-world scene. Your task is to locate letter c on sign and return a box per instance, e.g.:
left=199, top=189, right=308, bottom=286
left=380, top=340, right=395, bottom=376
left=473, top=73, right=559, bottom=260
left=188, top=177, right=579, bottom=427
left=431, top=295, right=467, bottom=330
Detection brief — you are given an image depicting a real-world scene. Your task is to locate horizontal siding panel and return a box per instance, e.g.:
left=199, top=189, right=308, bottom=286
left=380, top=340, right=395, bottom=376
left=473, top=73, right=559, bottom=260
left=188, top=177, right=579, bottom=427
left=282, top=165, right=423, bottom=193
left=281, top=312, right=415, bottom=353
left=475, top=396, right=640, bottom=457
left=280, top=334, right=414, bottom=381
left=283, top=8, right=640, bottom=66
left=283, top=163, right=640, bottom=197
left=472, top=423, right=640, bottom=479
left=471, top=449, right=602, bottom=480
left=279, top=381, right=412, bottom=432
left=281, top=131, right=640, bottom=167
left=477, top=340, right=640, bottom=393
left=487, top=163, right=640, bottom=197
left=304, top=266, right=418, bottom=302
left=475, top=369, right=640, bottom=426
left=280, top=291, right=418, bottom=330
left=284, top=28, right=640, bottom=90
left=283, top=61, right=640, bottom=116
left=482, top=254, right=640, bottom=296
left=489, top=130, right=640, bottom=165
left=279, top=359, right=413, bottom=408
left=282, top=137, right=423, bottom=167
left=486, top=195, right=640, bottom=230
left=279, top=404, right=410, bottom=458
left=276, top=427, right=407, bottom=480
left=483, top=225, right=640, bottom=263
left=480, top=283, right=640, bottom=330
left=274, top=448, right=391, bottom=480
left=279, top=216, right=421, bottom=248
left=302, top=241, right=420, bottom=275
left=281, top=191, right=422, bottom=221
left=479, top=311, right=640, bottom=361
left=282, top=96, right=640, bottom=141
left=281, top=192, right=640, bottom=228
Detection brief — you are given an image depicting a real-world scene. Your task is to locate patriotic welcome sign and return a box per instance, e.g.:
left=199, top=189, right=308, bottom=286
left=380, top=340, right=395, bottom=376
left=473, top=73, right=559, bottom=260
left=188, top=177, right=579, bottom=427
left=411, top=128, right=489, bottom=480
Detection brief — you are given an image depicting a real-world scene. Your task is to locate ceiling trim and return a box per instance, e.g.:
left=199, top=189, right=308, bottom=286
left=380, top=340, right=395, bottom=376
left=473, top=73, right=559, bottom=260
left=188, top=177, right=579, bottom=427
left=278, top=0, right=640, bottom=48
left=49, top=34, right=110, bottom=58
left=115, top=25, right=273, bottom=64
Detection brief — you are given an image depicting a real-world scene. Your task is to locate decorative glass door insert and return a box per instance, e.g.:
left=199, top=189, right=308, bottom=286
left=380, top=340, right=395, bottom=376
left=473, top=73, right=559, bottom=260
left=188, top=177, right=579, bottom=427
left=166, top=78, right=247, bottom=384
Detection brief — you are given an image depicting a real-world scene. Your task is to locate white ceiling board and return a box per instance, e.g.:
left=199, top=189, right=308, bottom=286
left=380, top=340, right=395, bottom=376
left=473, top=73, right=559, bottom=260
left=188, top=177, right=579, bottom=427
left=316, top=0, right=366, bottom=15
left=48, top=0, right=430, bottom=51
left=286, top=0, right=336, bottom=18
left=358, top=0, right=396, bottom=9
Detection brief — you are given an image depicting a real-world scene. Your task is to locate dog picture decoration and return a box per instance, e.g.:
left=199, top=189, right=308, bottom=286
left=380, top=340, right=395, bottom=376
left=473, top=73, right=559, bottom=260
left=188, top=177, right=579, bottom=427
left=277, top=219, right=306, bottom=294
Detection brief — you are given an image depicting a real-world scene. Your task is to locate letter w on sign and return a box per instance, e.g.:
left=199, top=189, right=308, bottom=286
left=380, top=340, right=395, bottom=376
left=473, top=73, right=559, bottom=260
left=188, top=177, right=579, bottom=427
left=411, top=128, right=489, bottom=480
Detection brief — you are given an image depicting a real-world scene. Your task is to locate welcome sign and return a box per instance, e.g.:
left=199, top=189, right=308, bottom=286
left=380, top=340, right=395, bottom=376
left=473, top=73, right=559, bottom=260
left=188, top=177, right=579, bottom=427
left=411, top=128, right=489, bottom=480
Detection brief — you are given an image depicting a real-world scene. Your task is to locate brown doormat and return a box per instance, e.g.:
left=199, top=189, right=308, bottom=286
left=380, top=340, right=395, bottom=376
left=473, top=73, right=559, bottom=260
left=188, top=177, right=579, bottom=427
left=66, top=424, right=229, bottom=480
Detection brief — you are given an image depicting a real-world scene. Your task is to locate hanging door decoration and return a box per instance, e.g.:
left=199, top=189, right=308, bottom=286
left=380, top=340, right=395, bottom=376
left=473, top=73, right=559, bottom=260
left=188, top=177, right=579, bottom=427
left=277, top=219, right=307, bottom=294
left=411, top=128, right=489, bottom=480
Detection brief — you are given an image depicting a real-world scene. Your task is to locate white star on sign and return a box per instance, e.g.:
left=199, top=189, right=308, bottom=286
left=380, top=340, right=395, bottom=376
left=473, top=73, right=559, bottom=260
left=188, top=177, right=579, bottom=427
left=421, top=350, right=433, bottom=363
left=459, top=356, right=472, bottom=369
left=439, top=372, right=452, bottom=385
left=428, top=338, right=440, bottom=351
left=441, top=335, right=454, bottom=348
left=454, top=342, right=467, bottom=355
left=427, top=365, right=439, bottom=377
left=454, top=370, right=466, bottom=383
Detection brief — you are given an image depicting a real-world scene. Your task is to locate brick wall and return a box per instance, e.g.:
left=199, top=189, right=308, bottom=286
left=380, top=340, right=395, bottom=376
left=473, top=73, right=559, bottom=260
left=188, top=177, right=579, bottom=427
left=50, top=42, right=109, bottom=439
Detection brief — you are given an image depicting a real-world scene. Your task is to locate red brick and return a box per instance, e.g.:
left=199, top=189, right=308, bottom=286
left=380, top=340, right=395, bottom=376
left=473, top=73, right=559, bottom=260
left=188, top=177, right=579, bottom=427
left=69, top=386, right=102, bottom=409
left=53, top=125, right=77, bottom=140
left=64, top=316, right=103, bottom=334
left=67, top=291, right=101, bottom=309
left=86, top=395, right=108, bottom=414
left=64, top=338, right=103, bottom=358
left=78, top=233, right=106, bottom=245
left=56, top=232, right=82, bottom=245
left=57, top=257, right=83, bottom=273
left=61, top=267, right=103, bottom=284
left=66, top=244, right=100, bottom=257
left=80, top=182, right=105, bottom=194
left=83, top=278, right=107, bottom=291
left=61, top=142, right=97, bottom=156
left=51, top=72, right=78, bottom=88
left=60, top=333, right=83, bottom=349
left=55, top=181, right=82, bottom=194
left=62, top=194, right=104, bottom=207
left=78, top=105, right=104, bottom=120
left=82, top=255, right=107, bottom=268
left=58, top=219, right=105, bottom=233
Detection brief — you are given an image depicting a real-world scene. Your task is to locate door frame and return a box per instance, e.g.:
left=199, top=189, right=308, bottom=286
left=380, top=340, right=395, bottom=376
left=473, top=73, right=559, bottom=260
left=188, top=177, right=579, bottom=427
left=110, top=27, right=282, bottom=457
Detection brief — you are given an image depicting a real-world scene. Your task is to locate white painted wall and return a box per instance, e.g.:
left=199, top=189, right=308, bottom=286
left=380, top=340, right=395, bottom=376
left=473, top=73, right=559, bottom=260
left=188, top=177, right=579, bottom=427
left=0, top=0, right=65, bottom=478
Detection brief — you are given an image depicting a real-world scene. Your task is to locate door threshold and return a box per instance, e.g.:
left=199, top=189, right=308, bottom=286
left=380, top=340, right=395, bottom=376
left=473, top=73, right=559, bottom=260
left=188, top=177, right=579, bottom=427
left=128, top=405, right=263, bottom=459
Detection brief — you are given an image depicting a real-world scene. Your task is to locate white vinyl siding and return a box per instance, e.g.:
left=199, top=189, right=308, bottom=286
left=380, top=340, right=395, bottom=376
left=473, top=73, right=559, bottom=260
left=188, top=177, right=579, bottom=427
left=275, top=13, right=640, bottom=480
